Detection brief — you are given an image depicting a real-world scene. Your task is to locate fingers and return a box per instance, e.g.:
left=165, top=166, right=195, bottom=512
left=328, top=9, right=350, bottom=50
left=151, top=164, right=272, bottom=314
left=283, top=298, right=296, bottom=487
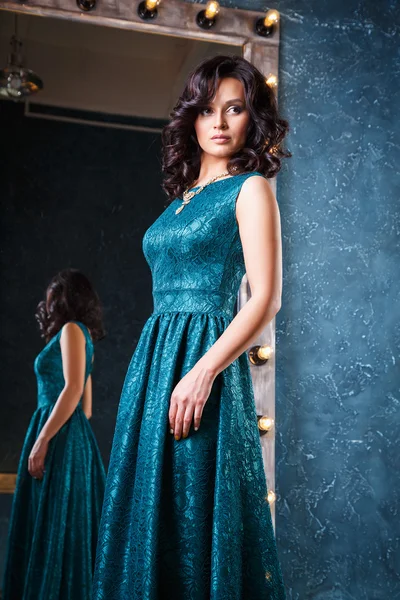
left=169, top=401, right=178, bottom=435
left=181, top=405, right=194, bottom=439
left=173, top=402, right=186, bottom=441
left=28, top=456, right=44, bottom=480
left=169, top=398, right=204, bottom=440
left=193, top=403, right=204, bottom=432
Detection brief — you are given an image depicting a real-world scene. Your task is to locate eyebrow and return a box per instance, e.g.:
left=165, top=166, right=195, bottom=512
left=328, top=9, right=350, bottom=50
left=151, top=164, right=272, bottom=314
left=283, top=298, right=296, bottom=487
left=207, top=98, right=244, bottom=106
left=223, top=98, right=244, bottom=105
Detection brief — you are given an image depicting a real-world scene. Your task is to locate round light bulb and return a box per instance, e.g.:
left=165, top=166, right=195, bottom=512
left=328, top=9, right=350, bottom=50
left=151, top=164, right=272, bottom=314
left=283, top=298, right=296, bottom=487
left=267, top=490, right=276, bottom=504
left=258, top=416, right=274, bottom=432
left=205, top=1, right=220, bottom=19
left=258, top=345, right=273, bottom=360
left=264, top=9, right=280, bottom=27
left=145, top=0, right=160, bottom=10
left=266, top=74, right=278, bottom=89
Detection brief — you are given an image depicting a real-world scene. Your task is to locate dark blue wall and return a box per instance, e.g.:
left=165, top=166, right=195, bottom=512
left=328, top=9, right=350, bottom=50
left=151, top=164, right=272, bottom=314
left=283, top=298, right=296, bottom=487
left=0, top=101, right=165, bottom=473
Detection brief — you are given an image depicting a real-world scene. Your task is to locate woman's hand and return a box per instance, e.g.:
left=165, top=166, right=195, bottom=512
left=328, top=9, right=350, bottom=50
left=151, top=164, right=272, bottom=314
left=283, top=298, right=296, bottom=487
left=28, top=436, right=49, bottom=480
left=169, top=366, right=215, bottom=440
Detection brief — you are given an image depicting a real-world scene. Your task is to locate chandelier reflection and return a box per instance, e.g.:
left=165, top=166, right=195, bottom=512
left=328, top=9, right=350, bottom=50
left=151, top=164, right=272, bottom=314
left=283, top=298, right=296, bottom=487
left=0, top=18, right=43, bottom=101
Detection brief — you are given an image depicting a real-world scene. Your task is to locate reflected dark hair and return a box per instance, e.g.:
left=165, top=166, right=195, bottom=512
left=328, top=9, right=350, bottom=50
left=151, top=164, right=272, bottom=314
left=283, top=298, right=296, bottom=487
left=35, top=268, right=105, bottom=343
left=161, top=54, right=291, bottom=201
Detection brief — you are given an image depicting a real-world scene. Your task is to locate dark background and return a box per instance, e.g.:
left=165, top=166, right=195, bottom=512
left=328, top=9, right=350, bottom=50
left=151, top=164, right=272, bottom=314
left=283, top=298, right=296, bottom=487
left=0, top=101, right=166, bottom=470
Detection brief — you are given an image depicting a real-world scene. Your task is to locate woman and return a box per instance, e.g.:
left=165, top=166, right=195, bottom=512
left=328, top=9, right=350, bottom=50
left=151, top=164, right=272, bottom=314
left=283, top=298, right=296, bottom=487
left=3, top=268, right=106, bottom=600
left=93, top=55, right=290, bottom=599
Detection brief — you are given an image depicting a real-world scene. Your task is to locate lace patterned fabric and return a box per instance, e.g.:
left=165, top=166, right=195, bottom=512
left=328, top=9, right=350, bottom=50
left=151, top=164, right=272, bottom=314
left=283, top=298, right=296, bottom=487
left=2, top=321, right=106, bottom=600
left=92, top=173, right=286, bottom=600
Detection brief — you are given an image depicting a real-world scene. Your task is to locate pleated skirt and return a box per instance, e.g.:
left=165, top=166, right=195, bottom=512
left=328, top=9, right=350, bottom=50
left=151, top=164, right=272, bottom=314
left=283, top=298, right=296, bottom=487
left=3, top=406, right=106, bottom=600
left=92, top=311, right=286, bottom=600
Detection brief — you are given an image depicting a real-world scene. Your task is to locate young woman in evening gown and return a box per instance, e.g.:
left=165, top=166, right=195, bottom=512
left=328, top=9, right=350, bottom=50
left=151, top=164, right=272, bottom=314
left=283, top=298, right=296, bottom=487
left=3, top=268, right=106, bottom=600
left=92, top=55, right=291, bottom=600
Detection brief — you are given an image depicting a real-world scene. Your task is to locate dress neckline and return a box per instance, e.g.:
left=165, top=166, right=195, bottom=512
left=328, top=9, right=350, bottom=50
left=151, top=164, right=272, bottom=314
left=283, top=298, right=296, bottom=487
left=187, top=174, right=239, bottom=193
left=187, top=171, right=263, bottom=193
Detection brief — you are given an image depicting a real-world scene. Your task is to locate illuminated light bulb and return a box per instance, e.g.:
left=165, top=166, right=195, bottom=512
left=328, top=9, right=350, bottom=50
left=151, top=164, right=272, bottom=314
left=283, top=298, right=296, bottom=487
left=267, top=490, right=276, bottom=504
left=255, top=9, right=280, bottom=37
left=258, top=345, right=273, bottom=360
left=205, top=1, right=220, bottom=19
left=145, top=0, right=160, bottom=9
left=264, top=138, right=280, bottom=155
left=258, top=416, right=274, bottom=432
left=264, top=9, right=280, bottom=27
left=196, top=1, right=220, bottom=29
left=268, top=144, right=280, bottom=156
left=266, top=74, right=278, bottom=89
left=138, top=0, right=160, bottom=20
left=248, top=344, right=273, bottom=365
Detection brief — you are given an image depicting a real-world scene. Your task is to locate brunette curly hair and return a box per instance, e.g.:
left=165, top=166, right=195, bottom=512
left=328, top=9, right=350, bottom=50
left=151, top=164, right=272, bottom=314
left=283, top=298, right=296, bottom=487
left=161, top=54, right=291, bottom=201
left=35, top=268, right=105, bottom=343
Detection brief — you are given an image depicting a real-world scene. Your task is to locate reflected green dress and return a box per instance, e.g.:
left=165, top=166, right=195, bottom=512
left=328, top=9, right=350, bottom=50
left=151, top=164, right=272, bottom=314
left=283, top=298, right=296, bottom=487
left=3, top=321, right=106, bottom=600
left=92, top=172, right=286, bottom=599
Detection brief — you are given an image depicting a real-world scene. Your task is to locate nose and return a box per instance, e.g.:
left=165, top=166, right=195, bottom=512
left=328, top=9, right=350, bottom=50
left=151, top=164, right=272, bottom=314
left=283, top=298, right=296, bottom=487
left=213, top=110, right=227, bottom=129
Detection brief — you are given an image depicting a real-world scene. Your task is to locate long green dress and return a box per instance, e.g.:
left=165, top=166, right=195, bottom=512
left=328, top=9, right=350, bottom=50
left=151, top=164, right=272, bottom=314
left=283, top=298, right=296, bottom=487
left=92, top=172, right=286, bottom=600
left=2, top=321, right=106, bottom=600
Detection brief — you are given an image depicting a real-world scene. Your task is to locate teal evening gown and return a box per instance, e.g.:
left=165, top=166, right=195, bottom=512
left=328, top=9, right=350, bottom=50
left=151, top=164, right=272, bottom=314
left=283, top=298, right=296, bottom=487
left=92, top=172, right=286, bottom=600
left=2, top=321, right=106, bottom=600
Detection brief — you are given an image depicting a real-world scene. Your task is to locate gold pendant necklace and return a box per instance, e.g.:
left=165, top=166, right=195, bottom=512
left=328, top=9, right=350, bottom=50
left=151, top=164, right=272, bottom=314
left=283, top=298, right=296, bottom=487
left=175, top=171, right=230, bottom=215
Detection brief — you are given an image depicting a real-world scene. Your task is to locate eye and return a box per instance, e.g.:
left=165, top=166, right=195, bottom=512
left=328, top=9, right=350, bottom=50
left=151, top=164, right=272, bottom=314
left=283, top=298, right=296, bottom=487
left=200, top=107, right=213, bottom=116
left=227, top=105, right=243, bottom=114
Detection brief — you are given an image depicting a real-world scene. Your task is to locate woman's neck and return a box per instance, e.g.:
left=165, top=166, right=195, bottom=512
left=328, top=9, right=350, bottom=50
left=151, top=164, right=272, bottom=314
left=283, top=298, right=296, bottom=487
left=195, top=158, right=230, bottom=186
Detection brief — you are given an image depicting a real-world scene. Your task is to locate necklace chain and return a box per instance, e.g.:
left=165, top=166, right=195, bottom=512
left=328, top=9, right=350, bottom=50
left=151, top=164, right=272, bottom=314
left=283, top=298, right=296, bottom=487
left=175, top=171, right=230, bottom=215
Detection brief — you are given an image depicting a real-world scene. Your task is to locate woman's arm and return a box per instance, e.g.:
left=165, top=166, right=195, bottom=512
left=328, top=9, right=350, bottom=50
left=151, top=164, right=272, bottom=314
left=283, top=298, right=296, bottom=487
left=169, top=175, right=282, bottom=440
left=28, top=322, right=87, bottom=478
left=197, top=175, right=282, bottom=375
left=82, top=374, right=93, bottom=419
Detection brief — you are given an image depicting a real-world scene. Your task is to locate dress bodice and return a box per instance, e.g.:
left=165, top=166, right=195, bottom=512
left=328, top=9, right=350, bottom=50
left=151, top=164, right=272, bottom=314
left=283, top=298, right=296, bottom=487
left=33, top=321, right=94, bottom=408
left=142, top=172, right=264, bottom=319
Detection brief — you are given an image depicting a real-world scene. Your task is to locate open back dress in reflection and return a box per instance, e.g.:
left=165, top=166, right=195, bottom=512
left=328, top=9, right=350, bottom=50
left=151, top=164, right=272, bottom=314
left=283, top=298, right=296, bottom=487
left=92, top=172, right=286, bottom=600
left=3, top=321, right=106, bottom=600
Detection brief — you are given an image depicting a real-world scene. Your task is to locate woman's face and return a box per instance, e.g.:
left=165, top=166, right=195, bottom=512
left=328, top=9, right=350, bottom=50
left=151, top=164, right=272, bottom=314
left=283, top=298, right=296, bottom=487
left=194, top=77, right=250, bottom=160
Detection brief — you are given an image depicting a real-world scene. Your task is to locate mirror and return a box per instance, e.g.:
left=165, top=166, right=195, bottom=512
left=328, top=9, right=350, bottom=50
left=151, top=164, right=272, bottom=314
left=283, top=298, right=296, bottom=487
left=0, top=4, right=282, bottom=595
left=0, top=11, right=240, bottom=469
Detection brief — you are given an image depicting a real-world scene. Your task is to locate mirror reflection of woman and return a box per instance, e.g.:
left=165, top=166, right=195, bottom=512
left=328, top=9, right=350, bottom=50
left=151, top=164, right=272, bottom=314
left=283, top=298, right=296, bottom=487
left=3, top=268, right=106, bottom=600
left=93, top=55, right=290, bottom=599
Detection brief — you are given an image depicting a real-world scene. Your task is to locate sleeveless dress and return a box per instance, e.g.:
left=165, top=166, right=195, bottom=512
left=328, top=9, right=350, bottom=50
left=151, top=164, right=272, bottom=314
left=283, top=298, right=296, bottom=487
left=2, top=321, right=106, bottom=600
left=92, top=172, right=286, bottom=600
